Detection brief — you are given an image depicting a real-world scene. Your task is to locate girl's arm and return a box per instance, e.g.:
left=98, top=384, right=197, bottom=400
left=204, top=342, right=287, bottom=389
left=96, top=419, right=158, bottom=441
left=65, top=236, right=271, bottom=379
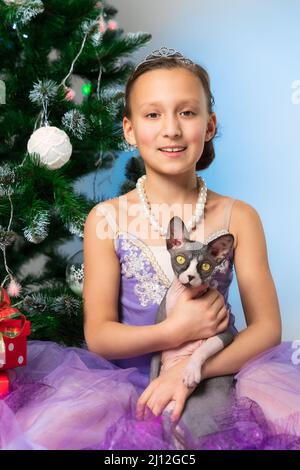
left=201, top=200, right=282, bottom=379
left=83, top=202, right=172, bottom=360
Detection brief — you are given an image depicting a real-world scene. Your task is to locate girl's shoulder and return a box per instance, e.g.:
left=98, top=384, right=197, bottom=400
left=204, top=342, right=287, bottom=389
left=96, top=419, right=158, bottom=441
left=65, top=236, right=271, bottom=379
left=87, top=192, right=137, bottom=238
left=208, top=188, right=258, bottom=218
left=90, top=191, right=135, bottom=224
left=90, top=189, right=141, bottom=223
left=207, top=190, right=261, bottom=251
left=92, top=190, right=136, bottom=211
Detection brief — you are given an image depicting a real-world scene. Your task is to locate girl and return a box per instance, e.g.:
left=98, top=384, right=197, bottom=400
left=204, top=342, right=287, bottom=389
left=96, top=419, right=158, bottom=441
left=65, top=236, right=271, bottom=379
left=83, top=47, right=299, bottom=447
left=1, top=48, right=299, bottom=450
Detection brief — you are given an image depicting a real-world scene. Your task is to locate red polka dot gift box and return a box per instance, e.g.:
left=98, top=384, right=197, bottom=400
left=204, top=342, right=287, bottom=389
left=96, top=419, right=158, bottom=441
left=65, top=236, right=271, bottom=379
left=0, top=286, right=30, bottom=397
left=0, top=318, right=31, bottom=370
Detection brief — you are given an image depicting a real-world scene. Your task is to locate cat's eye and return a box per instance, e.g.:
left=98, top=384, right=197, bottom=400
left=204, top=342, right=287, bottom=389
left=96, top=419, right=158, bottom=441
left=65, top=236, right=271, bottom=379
left=176, top=255, right=186, bottom=265
left=201, top=262, right=211, bottom=272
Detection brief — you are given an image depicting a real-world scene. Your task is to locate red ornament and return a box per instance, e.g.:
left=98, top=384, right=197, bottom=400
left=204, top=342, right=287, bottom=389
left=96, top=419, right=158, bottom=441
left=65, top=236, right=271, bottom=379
left=65, top=87, right=76, bottom=102
left=107, top=20, right=118, bottom=30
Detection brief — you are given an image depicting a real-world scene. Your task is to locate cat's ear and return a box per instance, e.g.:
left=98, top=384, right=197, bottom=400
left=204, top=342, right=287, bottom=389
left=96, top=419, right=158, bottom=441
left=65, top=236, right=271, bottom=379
left=207, top=234, right=234, bottom=263
left=166, top=216, right=189, bottom=250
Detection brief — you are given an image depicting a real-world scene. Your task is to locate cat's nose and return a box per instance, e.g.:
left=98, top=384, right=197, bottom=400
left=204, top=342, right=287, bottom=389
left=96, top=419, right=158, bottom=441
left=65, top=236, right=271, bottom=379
left=188, top=275, right=195, bottom=282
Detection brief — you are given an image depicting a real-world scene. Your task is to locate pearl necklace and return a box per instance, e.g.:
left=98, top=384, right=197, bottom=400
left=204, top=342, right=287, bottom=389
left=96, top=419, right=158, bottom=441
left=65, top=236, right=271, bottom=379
left=136, top=174, right=207, bottom=237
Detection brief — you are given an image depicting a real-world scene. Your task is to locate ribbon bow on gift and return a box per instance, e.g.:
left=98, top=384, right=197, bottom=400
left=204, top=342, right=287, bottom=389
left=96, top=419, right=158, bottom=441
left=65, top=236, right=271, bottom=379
left=0, top=286, right=26, bottom=367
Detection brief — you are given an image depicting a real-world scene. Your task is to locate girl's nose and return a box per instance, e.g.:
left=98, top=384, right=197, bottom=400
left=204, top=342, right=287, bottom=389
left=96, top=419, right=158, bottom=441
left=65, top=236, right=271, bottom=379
left=162, top=116, right=182, bottom=138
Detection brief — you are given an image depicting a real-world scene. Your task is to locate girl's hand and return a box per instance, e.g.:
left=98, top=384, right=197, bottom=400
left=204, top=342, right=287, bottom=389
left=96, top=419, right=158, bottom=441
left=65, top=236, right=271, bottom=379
left=166, top=286, right=230, bottom=346
left=136, top=357, right=196, bottom=423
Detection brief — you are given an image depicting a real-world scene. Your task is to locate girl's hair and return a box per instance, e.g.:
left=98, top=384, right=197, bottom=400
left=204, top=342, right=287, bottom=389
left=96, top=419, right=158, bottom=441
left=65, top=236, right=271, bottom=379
left=123, top=57, right=217, bottom=171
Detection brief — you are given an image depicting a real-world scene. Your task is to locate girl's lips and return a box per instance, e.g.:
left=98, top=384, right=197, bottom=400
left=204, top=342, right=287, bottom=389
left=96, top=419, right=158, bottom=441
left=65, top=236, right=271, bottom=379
left=159, top=147, right=187, bottom=158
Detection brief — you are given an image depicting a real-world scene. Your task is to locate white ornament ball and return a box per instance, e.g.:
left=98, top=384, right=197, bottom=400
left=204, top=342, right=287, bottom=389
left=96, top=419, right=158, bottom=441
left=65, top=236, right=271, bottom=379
left=27, top=126, right=72, bottom=170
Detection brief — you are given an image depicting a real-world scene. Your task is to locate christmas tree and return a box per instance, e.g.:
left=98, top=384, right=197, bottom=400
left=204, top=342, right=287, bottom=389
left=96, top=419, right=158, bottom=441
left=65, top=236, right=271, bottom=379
left=0, top=0, right=150, bottom=346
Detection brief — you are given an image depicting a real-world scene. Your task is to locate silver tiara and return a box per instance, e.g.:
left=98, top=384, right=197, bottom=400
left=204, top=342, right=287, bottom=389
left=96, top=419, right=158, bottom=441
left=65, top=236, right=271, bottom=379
left=134, top=47, right=194, bottom=71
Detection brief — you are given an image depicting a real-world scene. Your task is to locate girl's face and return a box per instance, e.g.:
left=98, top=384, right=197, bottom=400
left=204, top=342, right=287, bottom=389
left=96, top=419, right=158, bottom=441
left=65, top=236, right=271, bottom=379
left=123, top=67, right=216, bottom=176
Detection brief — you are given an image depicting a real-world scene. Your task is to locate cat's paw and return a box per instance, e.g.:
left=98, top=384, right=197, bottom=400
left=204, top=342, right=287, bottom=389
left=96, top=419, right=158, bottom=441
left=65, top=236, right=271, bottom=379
left=182, top=361, right=202, bottom=388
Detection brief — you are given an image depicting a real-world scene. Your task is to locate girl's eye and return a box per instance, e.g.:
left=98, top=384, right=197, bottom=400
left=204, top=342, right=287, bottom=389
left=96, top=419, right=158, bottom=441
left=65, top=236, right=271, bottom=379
left=176, top=255, right=186, bottom=265
left=181, top=111, right=195, bottom=116
left=146, top=111, right=195, bottom=118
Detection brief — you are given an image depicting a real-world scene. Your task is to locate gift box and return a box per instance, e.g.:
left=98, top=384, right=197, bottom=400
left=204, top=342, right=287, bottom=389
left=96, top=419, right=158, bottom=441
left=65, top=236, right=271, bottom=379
left=0, top=371, right=9, bottom=398
left=0, top=319, right=31, bottom=371
left=0, top=286, right=30, bottom=397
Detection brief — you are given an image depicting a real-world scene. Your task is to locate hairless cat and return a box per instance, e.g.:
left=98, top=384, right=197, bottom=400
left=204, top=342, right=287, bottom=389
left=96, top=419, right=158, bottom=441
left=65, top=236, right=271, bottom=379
left=150, top=216, right=235, bottom=388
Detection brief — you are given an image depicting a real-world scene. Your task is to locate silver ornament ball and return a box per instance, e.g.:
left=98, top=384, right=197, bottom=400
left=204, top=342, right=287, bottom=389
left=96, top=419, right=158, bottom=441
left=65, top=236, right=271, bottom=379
left=66, top=250, right=84, bottom=296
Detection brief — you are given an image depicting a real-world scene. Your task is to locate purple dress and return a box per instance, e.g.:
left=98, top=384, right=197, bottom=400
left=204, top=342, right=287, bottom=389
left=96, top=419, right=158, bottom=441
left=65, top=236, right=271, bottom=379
left=0, top=198, right=299, bottom=450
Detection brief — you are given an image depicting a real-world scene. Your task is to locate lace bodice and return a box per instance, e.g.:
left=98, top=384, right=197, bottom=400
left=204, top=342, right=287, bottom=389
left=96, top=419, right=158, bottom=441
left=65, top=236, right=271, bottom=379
left=114, top=227, right=234, bottom=288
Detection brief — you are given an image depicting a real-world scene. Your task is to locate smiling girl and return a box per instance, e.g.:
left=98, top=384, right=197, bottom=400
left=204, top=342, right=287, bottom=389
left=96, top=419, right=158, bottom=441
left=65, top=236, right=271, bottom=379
left=1, top=48, right=299, bottom=450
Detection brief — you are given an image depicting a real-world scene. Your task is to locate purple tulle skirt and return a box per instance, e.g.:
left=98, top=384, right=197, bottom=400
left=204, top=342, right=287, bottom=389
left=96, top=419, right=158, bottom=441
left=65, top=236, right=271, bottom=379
left=1, top=341, right=299, bottom=450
